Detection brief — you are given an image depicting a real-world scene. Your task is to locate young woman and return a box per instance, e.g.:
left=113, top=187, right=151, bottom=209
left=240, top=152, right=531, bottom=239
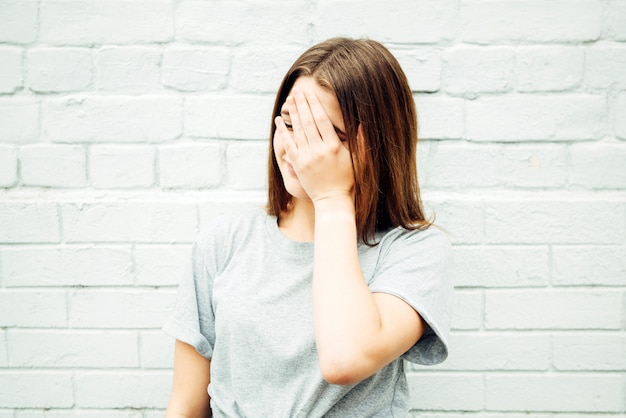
left=164, top=37, right=452, bottom=417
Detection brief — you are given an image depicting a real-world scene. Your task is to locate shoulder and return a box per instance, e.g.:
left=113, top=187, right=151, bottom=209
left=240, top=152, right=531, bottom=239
left=378, top=225, right=451, bottom=258
left=196, top=205, right=267, bottom=245
left=193, top=205, right=269, bottom=269
left=369, top=225, right=453, bottom=290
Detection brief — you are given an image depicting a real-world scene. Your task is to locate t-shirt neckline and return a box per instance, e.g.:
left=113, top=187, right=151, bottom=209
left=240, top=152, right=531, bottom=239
left=264, top=212, right=314, bottom=255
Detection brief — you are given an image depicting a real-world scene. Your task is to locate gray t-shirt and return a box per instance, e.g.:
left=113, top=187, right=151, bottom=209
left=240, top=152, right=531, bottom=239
left=164, top=208, right=452, bottom=417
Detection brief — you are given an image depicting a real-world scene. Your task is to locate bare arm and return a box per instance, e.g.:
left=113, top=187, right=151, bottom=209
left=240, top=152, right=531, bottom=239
left=279, top=89, right=427, bottom=385
left=165, top=340, right=212, bottom=418
left=312, top=198, right=426, bottom=385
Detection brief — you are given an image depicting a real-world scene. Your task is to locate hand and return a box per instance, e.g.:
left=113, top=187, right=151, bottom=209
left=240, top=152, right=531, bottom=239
left=274, top=88, right=355, bottom=203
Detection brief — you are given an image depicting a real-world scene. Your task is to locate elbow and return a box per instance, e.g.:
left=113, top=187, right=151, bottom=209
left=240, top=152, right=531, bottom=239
left=318, top=355, right=372, bottom=386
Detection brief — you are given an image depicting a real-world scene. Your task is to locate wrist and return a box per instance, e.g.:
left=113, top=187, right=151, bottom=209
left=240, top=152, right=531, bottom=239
left=313, top=194, right=355, bottom=218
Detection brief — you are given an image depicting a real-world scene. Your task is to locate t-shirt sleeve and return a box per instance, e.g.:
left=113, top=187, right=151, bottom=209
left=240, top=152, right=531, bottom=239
left=368, top=227, right=453, bottom=365
left=163, top=227, right=217, bottom=360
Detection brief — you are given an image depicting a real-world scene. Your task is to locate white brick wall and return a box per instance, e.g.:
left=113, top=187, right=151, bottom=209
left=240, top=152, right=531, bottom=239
left=0, top=0, right=624, bottom=416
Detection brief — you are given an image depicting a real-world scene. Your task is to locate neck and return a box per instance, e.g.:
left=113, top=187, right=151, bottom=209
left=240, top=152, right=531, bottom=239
left=277, top=198, right=315, bottom=242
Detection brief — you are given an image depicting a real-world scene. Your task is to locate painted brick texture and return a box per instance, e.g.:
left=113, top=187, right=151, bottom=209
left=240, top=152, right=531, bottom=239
left=0, top=0, right=624, bottom=416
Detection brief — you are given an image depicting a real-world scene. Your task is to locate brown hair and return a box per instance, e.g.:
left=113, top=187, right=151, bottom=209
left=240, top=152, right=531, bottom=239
left=267, top=37, right=432, bottom=245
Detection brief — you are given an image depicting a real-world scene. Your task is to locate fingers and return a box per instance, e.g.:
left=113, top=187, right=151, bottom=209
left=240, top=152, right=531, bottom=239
left=284, top=95, right=307, bottom=150
left=274, top=115, right=298, bottom=160
left=281, top=88, right=340, bottom=153
left=290, top=90, right=319, bottom=145
left=300, top=90, right=340, bottom=146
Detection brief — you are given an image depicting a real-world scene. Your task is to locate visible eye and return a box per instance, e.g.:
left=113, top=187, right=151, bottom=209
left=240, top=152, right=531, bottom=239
left=335, top=128, right=347, bottom=142
left=280, top=108, right=293, bottom=130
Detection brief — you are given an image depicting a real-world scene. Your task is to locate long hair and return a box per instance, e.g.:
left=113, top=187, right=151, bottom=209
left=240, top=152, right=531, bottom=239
left=267, top=37, right=432, bottom=245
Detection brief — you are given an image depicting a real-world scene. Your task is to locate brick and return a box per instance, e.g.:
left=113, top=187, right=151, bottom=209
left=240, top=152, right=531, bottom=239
left=553, top=334, right=626, bottom=371
left=8, top=330, right=139, bottom=368
left=20, top=144, right=87, bottom=187
left=516, top=46, right=584, bottom=92
left=0, top=46, right=23, bottom=93
left=185, top=95, right=274, bottom=140
left=450, top=290, right=482, bottom=330
left=0, top=145, right=18, bottom=187
left=226, top=141, right=268, bottom=190
left=317, top=0, right=458, bottom=44
left=0, top=97, right=39, bottom=143
left=44, top=96, right=182, bottom=143
left=175, top=0, right=248, bottom=43
left=414, top=96, right=464, bottom=140
left=141, top=330, right=174, bottom=368
left=75, top=371, right=171, bottom=408
left=461, top=0, right=603, bottom=43
left=486, top=374, right=623, bottom=412
left=27, top=48, right=93, bottom=93
left=617, top=93, right=626, bottom=139
left=415, top=141, right=432, bottom=187
left=68, top=289, right=174, bottom=329
left=1, top=246, right=133, bottom=287
left=452, top=246, right=548, bottom=287
left=585, top=46, right=626, bottom=89
left=61, top=201, right=197, bottom=243
left=159, top=143, right=223, bottom=188
left=569, top=143, right=626, bottom=189
left=197, top=199, right=265, bottom=225
left=134, top=245, right=191, bottom=286
left=0, top=203, right=60, bottom=243
left=501, top=144, right=567, bottom=188
left=426, top=198, right=484, bottom=244
left=243, top=2, right=313, bottom=45
left=552, top=246, right=626, bottom=286
left=40, top=0, right=173, bottom=44
left=444, top=46, right=514, bottom=94
left=466, top=94, right=606, bottom=141
left=420, top=142, right=501, bottom=188
left=96, top=47, right=162, bottom=93
left=163, top=46, right=230, bottom=92
left=143, top=413, right=165, bottom=418
left=485, top=198, right=624, bottom=244
left=0, top=290, right=67, bottom=327
left=90, top=145, right=155, bottom=188
left=605, top=0, right=626, bottom=40
left=485, top=290, right=622, bottom=330
left=0, top=372, right=73, bottom=408
left=0, top=0, right=38, bottom=44
left=406, top=373, right=483, bottom=411
left=419, top=333, right=550, bottom=371
left=231, top=45, right=303, bottom=93
left=0, top=330, right=7, bottom=366
left=176, top=1, right=310, bottom=45
left=392, top=48, right=441, bottom=93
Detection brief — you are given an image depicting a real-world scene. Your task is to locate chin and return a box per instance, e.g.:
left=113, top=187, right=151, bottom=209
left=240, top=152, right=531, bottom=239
left=280, top=172, right=309, bottom=202
left=284, top=181, right=310, bottom=202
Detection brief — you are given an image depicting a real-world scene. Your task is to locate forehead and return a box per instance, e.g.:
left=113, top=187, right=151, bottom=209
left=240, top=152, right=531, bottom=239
left=285, top=76, right=345, bottom=130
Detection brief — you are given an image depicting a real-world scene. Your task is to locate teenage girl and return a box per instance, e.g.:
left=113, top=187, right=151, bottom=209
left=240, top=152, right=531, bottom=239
left=164, top=37, right=452, bottom=418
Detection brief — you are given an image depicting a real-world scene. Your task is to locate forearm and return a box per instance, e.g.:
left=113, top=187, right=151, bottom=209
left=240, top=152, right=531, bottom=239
left=312, top=196, right=384, bottom=384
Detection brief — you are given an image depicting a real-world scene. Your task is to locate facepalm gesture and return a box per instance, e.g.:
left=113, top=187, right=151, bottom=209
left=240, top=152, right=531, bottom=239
left=274, top=78, right=356, bottom=204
